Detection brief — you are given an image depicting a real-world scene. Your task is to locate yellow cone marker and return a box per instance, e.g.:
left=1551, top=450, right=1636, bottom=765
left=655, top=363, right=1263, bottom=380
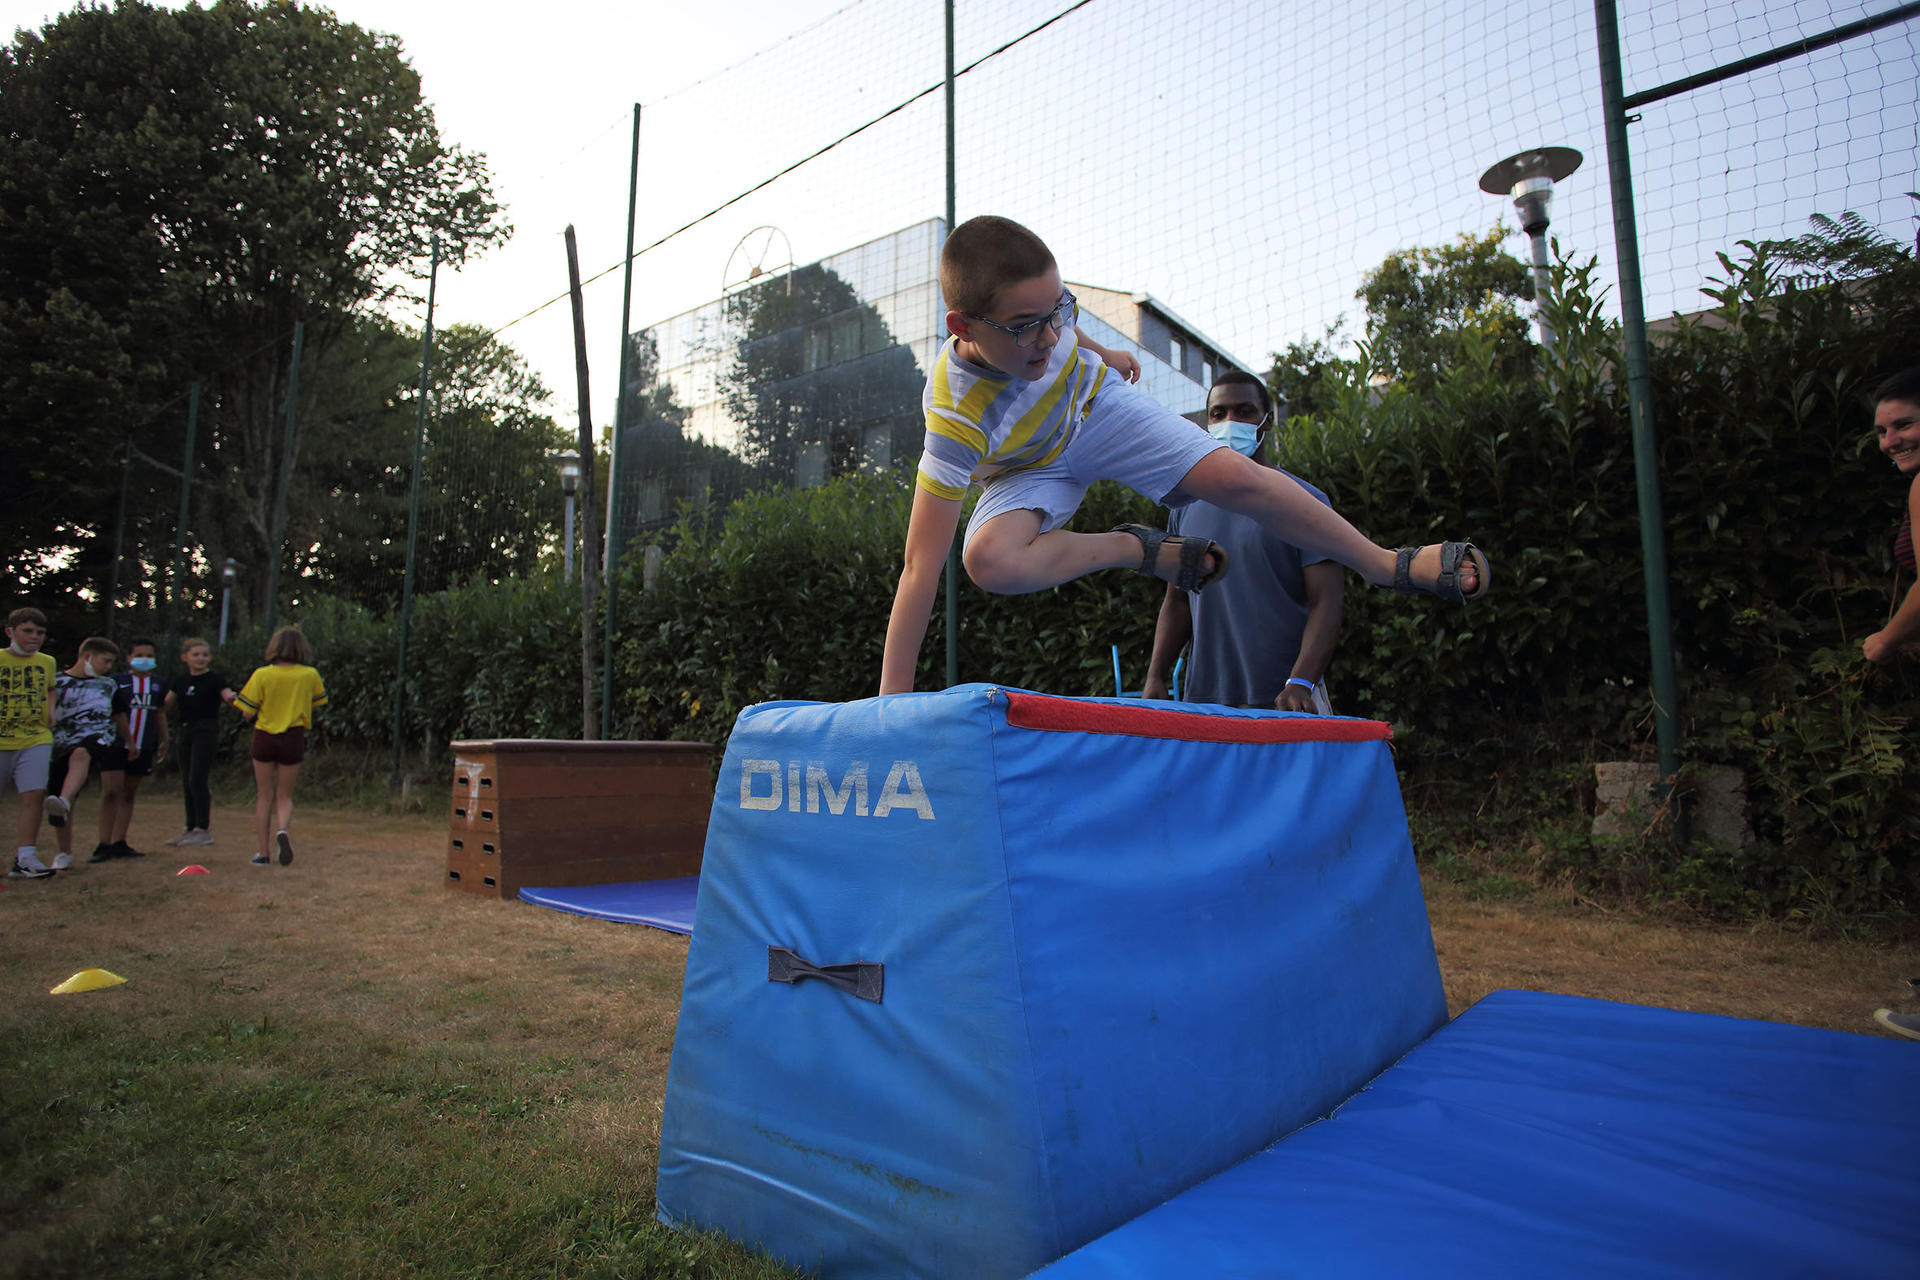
left=50, top=968, right=127, bottom=995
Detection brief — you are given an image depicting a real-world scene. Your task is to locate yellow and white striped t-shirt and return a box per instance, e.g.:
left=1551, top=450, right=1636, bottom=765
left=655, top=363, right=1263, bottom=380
left=916, top=332, right=1109, bottom=500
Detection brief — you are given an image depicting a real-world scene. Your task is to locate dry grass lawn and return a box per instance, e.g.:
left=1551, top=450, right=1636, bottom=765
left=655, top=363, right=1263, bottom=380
left=1, top=785, right=1913, bottom=1277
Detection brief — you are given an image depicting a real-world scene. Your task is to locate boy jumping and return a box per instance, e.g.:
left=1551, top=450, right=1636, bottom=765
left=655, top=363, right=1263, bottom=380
left=879, top=216, right=1487, bottom=695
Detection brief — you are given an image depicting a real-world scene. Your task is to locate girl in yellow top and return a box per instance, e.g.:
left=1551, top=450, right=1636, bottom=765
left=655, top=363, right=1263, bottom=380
left=234, top=626, right=327, bottom=867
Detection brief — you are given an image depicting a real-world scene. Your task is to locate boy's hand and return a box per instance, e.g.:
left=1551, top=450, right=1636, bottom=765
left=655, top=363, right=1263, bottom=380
left=1103, top=349, right=1141, bottom=383
left=154, top=740, right=169, bottom=765
left=1141, top=674, right=1171, bottom=700
left=126, top=743, right=142, bottom=760
left=221, top=688, right=237, bottom=704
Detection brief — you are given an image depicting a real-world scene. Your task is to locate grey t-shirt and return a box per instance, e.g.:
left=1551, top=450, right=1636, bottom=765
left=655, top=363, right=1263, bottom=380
left=1166, top=469, right=1333, bottom=707
left=52, top=672, right=117, bottom=751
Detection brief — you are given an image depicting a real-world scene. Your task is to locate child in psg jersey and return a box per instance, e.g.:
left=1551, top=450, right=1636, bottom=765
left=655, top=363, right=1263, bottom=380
left=98, top=637, right=169, bottom=861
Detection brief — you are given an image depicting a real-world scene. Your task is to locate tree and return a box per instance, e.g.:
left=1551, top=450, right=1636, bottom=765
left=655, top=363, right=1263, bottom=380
left=0, top=0, right=507, bottom=619
left=612, top=329, right=756, bottom=547
left=1266, top=318, right=1358, bottom=423
left=1354, top=226, right=1534, bottom=390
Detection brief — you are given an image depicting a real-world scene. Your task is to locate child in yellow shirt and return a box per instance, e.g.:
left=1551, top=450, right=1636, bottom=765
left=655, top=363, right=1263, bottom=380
left=234, top=626, right=327, bottom=867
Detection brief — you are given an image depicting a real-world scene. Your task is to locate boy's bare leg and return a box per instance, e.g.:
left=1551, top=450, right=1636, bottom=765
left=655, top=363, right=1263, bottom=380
left=1176, top=450, right=1477, bottom=593
left=60, top=750, right=92, bottom=803
left=111, top=775, right=142, bottom=843
left=15, top=789, right=43, bottom=852
left=964, top=509, right=1219, bottom=594
left=96, top=772, right=124, bottom=849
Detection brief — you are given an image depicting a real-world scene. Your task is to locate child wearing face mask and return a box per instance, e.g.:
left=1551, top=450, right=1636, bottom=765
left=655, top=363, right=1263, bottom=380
left=43, top=636, right=123, bottom=870
left=1140, top=370, right=1345, bottom=713
left=98, top=637, right=170, bottom=861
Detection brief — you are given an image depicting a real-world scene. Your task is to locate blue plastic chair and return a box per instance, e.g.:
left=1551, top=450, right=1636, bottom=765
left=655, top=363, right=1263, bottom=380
left=1112, top=644, right=1179, bottom=700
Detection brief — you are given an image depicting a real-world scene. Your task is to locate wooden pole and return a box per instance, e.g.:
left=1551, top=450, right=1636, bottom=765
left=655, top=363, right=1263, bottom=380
left=564, top=225, right=601, bottom=741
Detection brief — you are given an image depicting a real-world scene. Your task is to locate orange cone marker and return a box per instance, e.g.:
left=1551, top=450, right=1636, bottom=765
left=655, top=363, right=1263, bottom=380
left=176, top=865, right=211, bottom=875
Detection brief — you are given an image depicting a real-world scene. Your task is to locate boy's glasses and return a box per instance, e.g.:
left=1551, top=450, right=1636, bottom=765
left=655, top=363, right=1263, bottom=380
left=967, top=291, right=1077, bottom=349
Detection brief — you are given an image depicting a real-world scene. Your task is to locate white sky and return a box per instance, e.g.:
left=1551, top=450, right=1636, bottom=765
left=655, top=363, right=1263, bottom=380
left=7, top=0, right=1917, bottom=435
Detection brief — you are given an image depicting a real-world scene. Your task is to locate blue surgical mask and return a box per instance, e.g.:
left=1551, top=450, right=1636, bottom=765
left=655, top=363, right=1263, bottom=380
left=1207, top=418, right=1264, bottom=457
left=130, top=657, right=156, bottom=673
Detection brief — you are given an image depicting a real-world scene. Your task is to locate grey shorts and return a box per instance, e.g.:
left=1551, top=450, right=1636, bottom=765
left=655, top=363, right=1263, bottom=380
left=964, top=374, right=1227, bottom=550
left=0, top=742, right=51, bottom=794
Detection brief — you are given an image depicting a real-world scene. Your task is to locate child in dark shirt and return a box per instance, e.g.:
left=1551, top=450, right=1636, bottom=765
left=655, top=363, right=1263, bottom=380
left=164, top=637, right=236, bottom=848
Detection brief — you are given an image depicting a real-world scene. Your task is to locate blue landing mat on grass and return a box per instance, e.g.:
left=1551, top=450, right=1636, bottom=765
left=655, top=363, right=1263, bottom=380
left=518, top=876, right=700, bottom=935
left=1032, top=988, right=1920, bottom=1278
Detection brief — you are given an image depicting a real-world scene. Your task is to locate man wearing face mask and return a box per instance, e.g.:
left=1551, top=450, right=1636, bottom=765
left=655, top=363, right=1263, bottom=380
left=1142, top=371, right=1343, bottom=713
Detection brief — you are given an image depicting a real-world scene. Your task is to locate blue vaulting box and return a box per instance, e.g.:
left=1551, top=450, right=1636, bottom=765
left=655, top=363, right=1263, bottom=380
left=656, top=684, right=1446, bottom=1279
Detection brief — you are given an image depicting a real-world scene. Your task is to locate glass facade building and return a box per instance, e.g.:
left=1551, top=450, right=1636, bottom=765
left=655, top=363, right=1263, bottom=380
left=615, top=218, right=1245, bottom=545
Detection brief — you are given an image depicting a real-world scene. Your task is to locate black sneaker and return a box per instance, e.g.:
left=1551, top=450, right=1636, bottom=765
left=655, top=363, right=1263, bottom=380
left=112, top=840, right=146, bottom=860
left=87, top=842, right=117, bottom=863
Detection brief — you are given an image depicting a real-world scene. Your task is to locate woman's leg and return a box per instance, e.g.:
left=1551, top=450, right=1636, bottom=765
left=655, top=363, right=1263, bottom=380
left=274, top=763, right=299, bottom=835
left=252, top=757, right=276, bottom=857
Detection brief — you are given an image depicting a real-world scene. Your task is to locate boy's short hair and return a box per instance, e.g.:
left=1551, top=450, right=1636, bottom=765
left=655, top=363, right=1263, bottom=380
left=941, top=216, right=1057, bottom=318
left=1873, top=367, right=1920, bottom=407
left=1210, top=369, right=1274, bottom=419
left=7, top=607, right=47, bottom=629
left=78, top=636, right=121, bottom=658
left=265, top=625, right=313, bottom=666
left=128, top=635, right=156, bottom=652
left=180, top=636, right=209, bottom=652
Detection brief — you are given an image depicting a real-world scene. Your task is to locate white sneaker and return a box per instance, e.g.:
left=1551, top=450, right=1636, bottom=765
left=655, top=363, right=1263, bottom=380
left=10, top=851, right=54, bottom=879
left=182, top=830, right=214, bottom=847
left=163, top=828, right=193, bottom=846
left=43, top=795, right=70, bottom=828
left=51, top=852, right=73, bottom=870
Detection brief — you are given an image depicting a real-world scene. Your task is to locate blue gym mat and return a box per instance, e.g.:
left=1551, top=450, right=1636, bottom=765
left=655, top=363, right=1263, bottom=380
left=517, top=876, right=700, bottom=935
left=1032, top=988, right=1920, bottom=1278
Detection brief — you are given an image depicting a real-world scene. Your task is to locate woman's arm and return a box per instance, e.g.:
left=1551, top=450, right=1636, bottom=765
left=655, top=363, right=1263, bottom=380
left=1865, top=475, right=1920, bottom=663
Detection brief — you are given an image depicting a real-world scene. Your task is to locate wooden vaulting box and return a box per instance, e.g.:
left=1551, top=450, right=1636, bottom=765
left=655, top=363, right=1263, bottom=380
left=446, top=739, right=714, bottom=899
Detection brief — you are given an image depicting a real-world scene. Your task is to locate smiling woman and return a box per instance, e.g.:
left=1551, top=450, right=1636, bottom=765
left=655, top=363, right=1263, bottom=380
left=1864, top=366, right=1920, bottom=666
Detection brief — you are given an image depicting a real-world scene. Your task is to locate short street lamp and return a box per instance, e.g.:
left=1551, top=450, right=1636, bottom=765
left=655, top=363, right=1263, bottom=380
left=1479, top=146, right=1583, bottom=350
left=549, top=452, right=583, bottom=582
left=218, top=557, right=239, bottom=645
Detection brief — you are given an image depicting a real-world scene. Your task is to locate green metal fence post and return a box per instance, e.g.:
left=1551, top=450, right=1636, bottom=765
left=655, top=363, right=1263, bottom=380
left=391, top=238, right=439, bottom=787
left=942, top=0, right=961, bottom=690
left=1594, top=0, right=1681, bottom=783
left=163, top=381, right=200, bottom=656
left=104, top=437, right=132, bottom=633
left=263, top=321, right=304, bottom=638
left=601, top=103, right=642, bottom=740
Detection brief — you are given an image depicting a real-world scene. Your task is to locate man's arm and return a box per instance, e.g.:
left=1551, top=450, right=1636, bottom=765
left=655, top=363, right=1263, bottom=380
left=1866, top=478, right=1920, bottom=663
left=1276, top=561, right=1345, bottom=711
left=1141, top=585, right=1191, bottom=699
left=880, top=487, right=964, bottom=695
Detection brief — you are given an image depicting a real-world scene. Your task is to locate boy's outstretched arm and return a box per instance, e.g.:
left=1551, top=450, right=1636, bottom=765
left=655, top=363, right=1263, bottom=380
left=880, top=486, right=964, bottom=695
left=1073, top=327, right=1140, bottom=383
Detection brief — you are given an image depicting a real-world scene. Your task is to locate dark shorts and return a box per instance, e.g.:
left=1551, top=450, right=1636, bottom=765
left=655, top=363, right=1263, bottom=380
left=250, top=726, right=307, bottom=766
left=49, top=740, right=114, bottom=793
left=98, top=741, right=154, bottom=778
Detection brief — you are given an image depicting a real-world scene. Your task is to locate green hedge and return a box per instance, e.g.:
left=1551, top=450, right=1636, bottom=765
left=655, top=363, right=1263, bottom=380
left=220, top=242, right=1917, bottom=911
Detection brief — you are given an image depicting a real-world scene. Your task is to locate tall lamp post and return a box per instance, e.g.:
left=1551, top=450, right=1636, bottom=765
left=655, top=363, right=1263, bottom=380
left=550, top=452, right=582, bottom=582
left=218, top=557, right=238, bottom=645
left=1479, top=146, right=1583, bottom=349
